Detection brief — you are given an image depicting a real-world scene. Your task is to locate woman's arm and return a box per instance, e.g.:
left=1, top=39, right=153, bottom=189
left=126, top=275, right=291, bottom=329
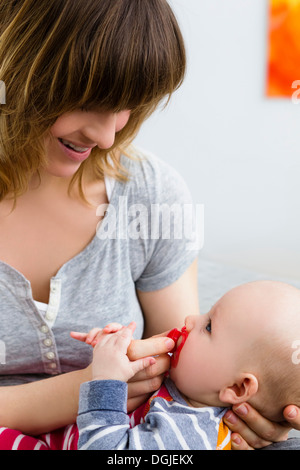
left=0, top=366, right=92, bottom=436
left=0, top=338, right=175, bottom=436
left=136, top=258, right=200, bottom=338
left=0, top=259, right=198, bottom=436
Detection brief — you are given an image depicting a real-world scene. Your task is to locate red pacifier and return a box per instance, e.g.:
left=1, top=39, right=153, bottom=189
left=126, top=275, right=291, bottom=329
left=167, top=326, right=189, bottom=367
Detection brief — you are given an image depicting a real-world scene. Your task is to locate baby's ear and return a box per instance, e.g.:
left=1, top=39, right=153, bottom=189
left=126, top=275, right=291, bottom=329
left=219, top=374, right=258, bottom=405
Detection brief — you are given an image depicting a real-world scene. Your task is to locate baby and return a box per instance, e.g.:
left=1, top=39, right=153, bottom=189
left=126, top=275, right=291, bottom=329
left=73, top=280, right=300, bottom=450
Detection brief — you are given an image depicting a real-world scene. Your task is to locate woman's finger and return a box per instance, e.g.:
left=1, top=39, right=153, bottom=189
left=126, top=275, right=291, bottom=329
left=223, top=404, right=289, bottom=448
left=128, top=354, right=170, bottom=383
left=230, top=433, right=254, bottom=450
left=223, top=409, right=272, bottom=449
left=283, top=406, right=300, bottom=430
left=150, top=330, right=173, bottom=338
left=131, top=356, right=157, bottom=377
left=127, top=374, right=164, bottom=402
left=127, top=337, right=174, bottom=361
left=127, top=393, right=152, bottom=414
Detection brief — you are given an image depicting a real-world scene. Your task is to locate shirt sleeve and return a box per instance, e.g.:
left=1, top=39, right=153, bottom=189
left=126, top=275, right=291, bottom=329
left=77, top=380, right=223, bottom=450
left=133, top=154, right=202, bottom=292
left=77, top=380, right=129, bottom=450
left=77, top=380, right=185, bottom=450
left=77, top=380, right=163, bottom=450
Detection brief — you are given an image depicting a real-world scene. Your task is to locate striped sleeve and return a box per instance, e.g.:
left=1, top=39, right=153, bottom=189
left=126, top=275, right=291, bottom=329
left=77, top=380, right=225, bottom=450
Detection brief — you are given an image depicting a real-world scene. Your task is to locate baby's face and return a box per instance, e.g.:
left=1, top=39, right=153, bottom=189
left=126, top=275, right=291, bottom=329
left=169, top=307, right=246, bottom=407
left=169, top=281, right=292, bottom=407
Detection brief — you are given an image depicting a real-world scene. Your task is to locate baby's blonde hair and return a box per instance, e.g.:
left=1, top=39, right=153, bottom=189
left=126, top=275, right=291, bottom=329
left=248, top=311, right=300, bottom=422
left=0, top=0, right=186, bottom=204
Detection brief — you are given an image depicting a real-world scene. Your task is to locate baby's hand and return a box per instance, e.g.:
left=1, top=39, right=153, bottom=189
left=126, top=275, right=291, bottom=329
left=70, top=322, right=123, bottom=347
left=91, top=322, right=156, bottom=382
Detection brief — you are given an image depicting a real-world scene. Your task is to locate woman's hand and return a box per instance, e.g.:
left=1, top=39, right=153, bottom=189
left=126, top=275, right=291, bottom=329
left=126, top=331, right=174, bottom=412
left=223, top=403, right=295, bottom=450
left=70, top=324, right=175, bottom=413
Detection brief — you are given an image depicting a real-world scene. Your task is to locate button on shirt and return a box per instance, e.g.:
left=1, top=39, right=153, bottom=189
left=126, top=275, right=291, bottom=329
left=0, top=149, right=200, bottom=386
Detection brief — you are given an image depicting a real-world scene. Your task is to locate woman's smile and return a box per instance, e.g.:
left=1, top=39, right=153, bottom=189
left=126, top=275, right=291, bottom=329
left=57, top=137, right=94, bottom=163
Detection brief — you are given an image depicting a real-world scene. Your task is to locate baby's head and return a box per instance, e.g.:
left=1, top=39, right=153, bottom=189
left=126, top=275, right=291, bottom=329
left=169, top=280, right=300, bottom=422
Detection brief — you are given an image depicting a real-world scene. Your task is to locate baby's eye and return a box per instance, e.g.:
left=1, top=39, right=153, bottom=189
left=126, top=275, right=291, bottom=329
left=205, top=320, right=212, bottom=333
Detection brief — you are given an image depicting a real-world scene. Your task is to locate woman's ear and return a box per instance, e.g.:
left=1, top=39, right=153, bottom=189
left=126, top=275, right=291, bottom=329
left=219, top=374, right=258, bottom=405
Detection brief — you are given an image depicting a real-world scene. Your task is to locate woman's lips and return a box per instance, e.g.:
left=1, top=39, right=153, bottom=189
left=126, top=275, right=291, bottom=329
left=167, top=326, right=189, bottom=367
left=58, top=138, right=93, bottom=162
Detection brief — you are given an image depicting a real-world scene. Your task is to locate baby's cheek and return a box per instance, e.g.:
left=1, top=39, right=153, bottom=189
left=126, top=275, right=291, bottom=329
left=175, top=349, right=215, bottom=392
left=170, top=349, right=199, bottom=386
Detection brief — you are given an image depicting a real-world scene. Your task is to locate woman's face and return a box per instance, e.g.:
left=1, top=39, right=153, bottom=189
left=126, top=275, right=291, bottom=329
left=44, top=109, right=131, bottom=177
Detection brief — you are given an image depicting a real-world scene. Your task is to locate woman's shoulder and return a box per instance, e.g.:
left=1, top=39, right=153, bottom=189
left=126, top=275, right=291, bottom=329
left=122, top=146, right=193, bottom=205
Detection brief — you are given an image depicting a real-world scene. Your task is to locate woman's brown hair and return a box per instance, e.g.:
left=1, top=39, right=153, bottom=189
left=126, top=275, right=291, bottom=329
left=0, top=0, right=186, bottom=203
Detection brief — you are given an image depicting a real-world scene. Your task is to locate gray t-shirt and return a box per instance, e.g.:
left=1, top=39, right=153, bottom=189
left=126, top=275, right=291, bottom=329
left=0, top=148, right=199, bottom=386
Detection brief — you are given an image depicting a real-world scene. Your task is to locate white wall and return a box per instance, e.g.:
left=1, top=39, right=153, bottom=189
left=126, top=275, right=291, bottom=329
left=135, top=0, right=300, bottom=280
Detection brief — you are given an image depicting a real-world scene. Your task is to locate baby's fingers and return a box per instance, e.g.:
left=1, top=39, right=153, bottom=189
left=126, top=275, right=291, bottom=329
left=113, top=322, right=136, bottom=349
left=71, top=324, right=125, bottom=347
left=70, top=331, right=88, bottom=342
left=85, top=328, right=103, bottom=345
left=103, top=322, right=124, bottom=333
left=89, top=323, right=124, bottom=345
left=70, top=328, right=102, bottom=346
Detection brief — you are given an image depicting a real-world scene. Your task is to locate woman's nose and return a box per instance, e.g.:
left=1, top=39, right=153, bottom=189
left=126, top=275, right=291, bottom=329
left=83, top=112, right=118, bottom=150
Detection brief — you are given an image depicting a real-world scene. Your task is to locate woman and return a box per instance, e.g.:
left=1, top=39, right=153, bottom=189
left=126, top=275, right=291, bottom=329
left=0, top=0, right=298, bottom=450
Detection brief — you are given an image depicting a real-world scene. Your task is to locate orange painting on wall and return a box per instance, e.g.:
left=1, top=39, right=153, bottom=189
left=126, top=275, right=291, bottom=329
left=267, top=0, right=300, bottom=97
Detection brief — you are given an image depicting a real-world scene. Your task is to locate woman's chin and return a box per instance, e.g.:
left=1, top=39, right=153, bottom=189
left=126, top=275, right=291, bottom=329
left=42, top=160, right=82, bottom=178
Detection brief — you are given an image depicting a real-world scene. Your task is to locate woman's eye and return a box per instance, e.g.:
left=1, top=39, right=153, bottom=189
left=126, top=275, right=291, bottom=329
left=205, top=321, right=211, bottom=333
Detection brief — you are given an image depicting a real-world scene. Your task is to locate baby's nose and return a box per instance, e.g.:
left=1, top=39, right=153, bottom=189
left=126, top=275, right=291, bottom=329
left=184, top=315, right=197, bottom=332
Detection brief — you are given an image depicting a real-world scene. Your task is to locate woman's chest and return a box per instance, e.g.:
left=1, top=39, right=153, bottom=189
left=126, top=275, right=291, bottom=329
left=0, top=189, right=106, bottom=303
left=0, top=243, right=144, bottom=382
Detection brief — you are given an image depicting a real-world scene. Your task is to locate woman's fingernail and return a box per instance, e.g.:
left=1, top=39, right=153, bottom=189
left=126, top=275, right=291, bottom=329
left=232, top=435, right=241, bottom=446
left=224, top=411, right=238, bottom=425
left=287, top=408, right=298, bottom=419
left=235, top=404, right=248, bottom=416
left=165, top=338, right=174, bottom=350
